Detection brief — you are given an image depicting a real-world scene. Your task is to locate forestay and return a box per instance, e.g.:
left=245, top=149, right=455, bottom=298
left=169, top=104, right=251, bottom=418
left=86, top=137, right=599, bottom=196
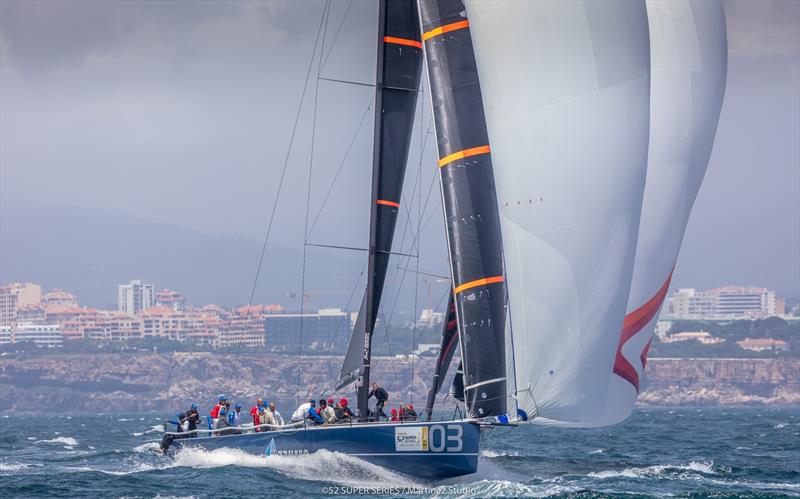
left=465, top=0, right=652, bottom=425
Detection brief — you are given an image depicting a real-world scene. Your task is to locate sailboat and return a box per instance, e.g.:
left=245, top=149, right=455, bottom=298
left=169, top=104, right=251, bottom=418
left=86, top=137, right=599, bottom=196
left=169, top=0, right=727, bottom=480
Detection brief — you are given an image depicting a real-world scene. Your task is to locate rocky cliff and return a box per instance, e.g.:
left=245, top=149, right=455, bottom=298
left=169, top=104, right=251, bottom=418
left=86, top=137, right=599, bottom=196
left=0, top=354, right=797, bottom=413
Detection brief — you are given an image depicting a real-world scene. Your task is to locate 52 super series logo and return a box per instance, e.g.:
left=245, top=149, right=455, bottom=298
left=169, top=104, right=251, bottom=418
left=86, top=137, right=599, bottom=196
left=394, top=425, right=463, bottom=452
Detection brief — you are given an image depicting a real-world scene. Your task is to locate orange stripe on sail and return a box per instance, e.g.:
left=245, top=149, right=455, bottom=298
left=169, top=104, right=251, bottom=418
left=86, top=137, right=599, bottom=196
left=383, top=36, right=422, bottom=49
left=613, top=267, right=675, bottom=391
left=438, top=145, right=490, bottom=168
left=422, top=20, right=470, bottom=41
left=453, top=275, right=504, bottom=295
left=376, top=199, right=400, bottom=208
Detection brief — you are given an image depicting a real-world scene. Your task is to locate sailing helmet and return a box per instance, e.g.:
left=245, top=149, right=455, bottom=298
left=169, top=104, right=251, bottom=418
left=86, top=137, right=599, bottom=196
left=219, top=406, right=227, bottom=415
left=327, top=398, right=334, bottom=405
left=309, top=400, right=315, bottom=406
left=235, top=403, right=241, bottom=409
left=218, top=394, right=227, bottom=401
left=258, top=405, right=265, bottom=412
left=191, top=403, right=198, bottom=410
left=340, top=398, right=348, bottom=407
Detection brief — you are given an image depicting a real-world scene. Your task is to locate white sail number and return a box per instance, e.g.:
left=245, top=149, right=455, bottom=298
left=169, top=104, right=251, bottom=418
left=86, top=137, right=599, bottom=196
left=428, top=424, right=463, bottom=453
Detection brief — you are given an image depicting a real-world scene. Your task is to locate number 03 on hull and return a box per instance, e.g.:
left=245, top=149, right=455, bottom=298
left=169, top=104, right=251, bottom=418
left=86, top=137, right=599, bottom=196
left=170, top=421, right=481, bottom=480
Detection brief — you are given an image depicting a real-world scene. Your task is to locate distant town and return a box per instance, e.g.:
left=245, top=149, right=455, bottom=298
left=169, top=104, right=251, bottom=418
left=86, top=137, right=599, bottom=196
left=0, top=280, right=797, bottom=357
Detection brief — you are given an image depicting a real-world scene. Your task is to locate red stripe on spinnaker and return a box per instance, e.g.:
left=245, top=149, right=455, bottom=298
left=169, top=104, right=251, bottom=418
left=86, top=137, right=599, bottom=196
left=613, top=267, right=674, bottom=391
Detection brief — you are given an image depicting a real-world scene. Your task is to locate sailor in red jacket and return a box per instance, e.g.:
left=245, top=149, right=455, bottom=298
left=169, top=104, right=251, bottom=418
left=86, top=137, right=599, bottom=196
left=210, top=394, right=227, bottom=419
left=250, top=398, right=264, bottom=425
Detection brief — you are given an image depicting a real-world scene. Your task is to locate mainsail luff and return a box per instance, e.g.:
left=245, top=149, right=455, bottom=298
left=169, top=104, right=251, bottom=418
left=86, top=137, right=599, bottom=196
left=465, top=0, right=652, bottom=425
left=344, top=0, right=423, bottom=421
left=424, top=293, right=458, bottom=421
left=419, top=0, right=507, bottom=419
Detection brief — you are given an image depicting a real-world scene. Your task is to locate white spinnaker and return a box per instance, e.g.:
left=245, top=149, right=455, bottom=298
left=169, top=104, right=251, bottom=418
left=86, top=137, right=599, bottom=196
left=598, top=0, right=728, bottom=426
left=465, top=0, right=651, bottom=425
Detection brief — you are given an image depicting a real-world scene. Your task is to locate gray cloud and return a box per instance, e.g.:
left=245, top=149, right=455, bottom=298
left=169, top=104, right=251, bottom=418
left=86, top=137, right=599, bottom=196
left=0, top=0, right=797, bottom=305
left=725, top=0, right=800, bottom=58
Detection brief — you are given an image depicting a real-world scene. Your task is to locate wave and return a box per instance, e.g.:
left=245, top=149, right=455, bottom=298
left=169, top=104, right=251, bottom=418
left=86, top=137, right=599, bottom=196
left=0, top=463, right=32, bottom=472
left=133, top=442, right=161, bottom=453
left=171, top=447, right=419, bottom=488
left=588, top=449, right=604, bottom=454
left=34, top=436, right=79, bottom=446
left=434, top=479, right=580, bottom=498
left=588, top=460, right=722, bottom=479
left=480, top=450, right=519, bottom=458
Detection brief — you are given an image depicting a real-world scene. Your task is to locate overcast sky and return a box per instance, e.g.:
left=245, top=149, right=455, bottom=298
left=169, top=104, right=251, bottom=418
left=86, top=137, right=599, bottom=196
left=1, top=0, right=798, bottom=304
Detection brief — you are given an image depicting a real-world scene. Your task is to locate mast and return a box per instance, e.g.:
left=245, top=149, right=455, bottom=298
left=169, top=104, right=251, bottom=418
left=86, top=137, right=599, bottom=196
left=353, top=0, right=423, bottom=421
left=358, top=0, right=387, bottom=422
left=419, top=0, right=507, bottom=419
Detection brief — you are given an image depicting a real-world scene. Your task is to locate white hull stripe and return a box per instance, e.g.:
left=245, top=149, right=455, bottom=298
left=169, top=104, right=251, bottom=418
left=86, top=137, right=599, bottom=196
left=465, top=377, right=506, bottom=391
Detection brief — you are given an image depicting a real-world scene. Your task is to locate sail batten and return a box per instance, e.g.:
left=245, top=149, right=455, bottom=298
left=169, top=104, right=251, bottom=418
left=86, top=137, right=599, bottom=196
left=420, top=0, right=508, bottom=419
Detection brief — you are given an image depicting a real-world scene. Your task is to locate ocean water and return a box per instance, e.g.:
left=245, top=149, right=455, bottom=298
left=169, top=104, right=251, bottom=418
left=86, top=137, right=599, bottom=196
left=0, top=407, right=797, bottom=498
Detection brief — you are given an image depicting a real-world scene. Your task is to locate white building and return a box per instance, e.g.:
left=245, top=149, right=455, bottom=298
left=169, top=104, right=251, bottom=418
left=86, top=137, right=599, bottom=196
left=0, top=325, right=12, bottom=344
left=0, top=282, right=42, bottom=326
left=14, top=323, right=63, bottom=347
left=668, top=286, right=779, bottom=319
left=117, top=280, right=155, bottom=315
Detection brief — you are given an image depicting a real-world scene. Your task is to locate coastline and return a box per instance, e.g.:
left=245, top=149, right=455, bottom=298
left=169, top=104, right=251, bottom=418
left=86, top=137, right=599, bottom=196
left=1, top=354, right=797, bottom=413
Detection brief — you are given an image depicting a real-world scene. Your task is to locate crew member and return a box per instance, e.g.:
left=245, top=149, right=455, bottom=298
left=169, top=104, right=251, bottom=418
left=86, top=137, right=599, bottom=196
left=306, top=400, right=324, bottom=425
left=401, top=403, right=418, bottom=422
left=159, top=412, right=187, bottom=453
left=368, top=383, right=389, bottom=420
left=185, top=403, right=201, bottom=436
left=269, top=402, right=284, bottom=426
left=319, top=399, right=336, bottom=425
left=291, top=400, right=313, bottom=423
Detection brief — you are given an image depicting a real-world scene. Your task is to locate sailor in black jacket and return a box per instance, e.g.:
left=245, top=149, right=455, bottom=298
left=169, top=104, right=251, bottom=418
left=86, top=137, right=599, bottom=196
left=368, top=383, right=389, bottom=420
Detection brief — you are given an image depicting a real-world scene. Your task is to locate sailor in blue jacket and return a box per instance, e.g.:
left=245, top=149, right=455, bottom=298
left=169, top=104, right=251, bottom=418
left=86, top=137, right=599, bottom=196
left=306, top=400, right=324, bottom=425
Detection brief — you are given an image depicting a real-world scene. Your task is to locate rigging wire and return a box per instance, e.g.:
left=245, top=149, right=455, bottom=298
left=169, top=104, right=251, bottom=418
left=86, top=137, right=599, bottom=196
left=306, top=93, right=375, bottom=240
left=224, top=3, right=330, bottom=394
left=296, top=0, right=332, bottom=407
left=319, top=0, right=355, bottom=73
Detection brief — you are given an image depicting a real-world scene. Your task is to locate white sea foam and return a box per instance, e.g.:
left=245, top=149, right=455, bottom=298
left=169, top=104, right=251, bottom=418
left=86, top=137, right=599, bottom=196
left=118, top=418, right=130, bottom=422
left=132, top=442, right=161, bottom=453
left=435, top=479, right=580, bottom=498
left=775, top=423, right=787, bottom=429
left=63, top=446, right=74, bottom=450
left=171, top=447, right=419, bottom=488
left=588, top=449, right=604, bottom=454
left=588, top=461, right=720, bottom=479
left=0, top=463, right=30, bottom=471
left=34, top=436, right=79, bottom=446
left=26, top=437, right=36, bottom=440
left=480, top=450, right=519, bottom=458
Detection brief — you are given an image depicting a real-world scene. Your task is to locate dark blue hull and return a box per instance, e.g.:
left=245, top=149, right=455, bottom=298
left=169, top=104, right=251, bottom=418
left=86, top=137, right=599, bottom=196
left=170, top=421, right=480, bottom=480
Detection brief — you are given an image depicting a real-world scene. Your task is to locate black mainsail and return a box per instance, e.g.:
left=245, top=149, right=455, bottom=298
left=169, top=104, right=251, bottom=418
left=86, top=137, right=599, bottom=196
left=419, top=0, right=507, bottom=418
left=336, top=0, right=423, bottom=422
